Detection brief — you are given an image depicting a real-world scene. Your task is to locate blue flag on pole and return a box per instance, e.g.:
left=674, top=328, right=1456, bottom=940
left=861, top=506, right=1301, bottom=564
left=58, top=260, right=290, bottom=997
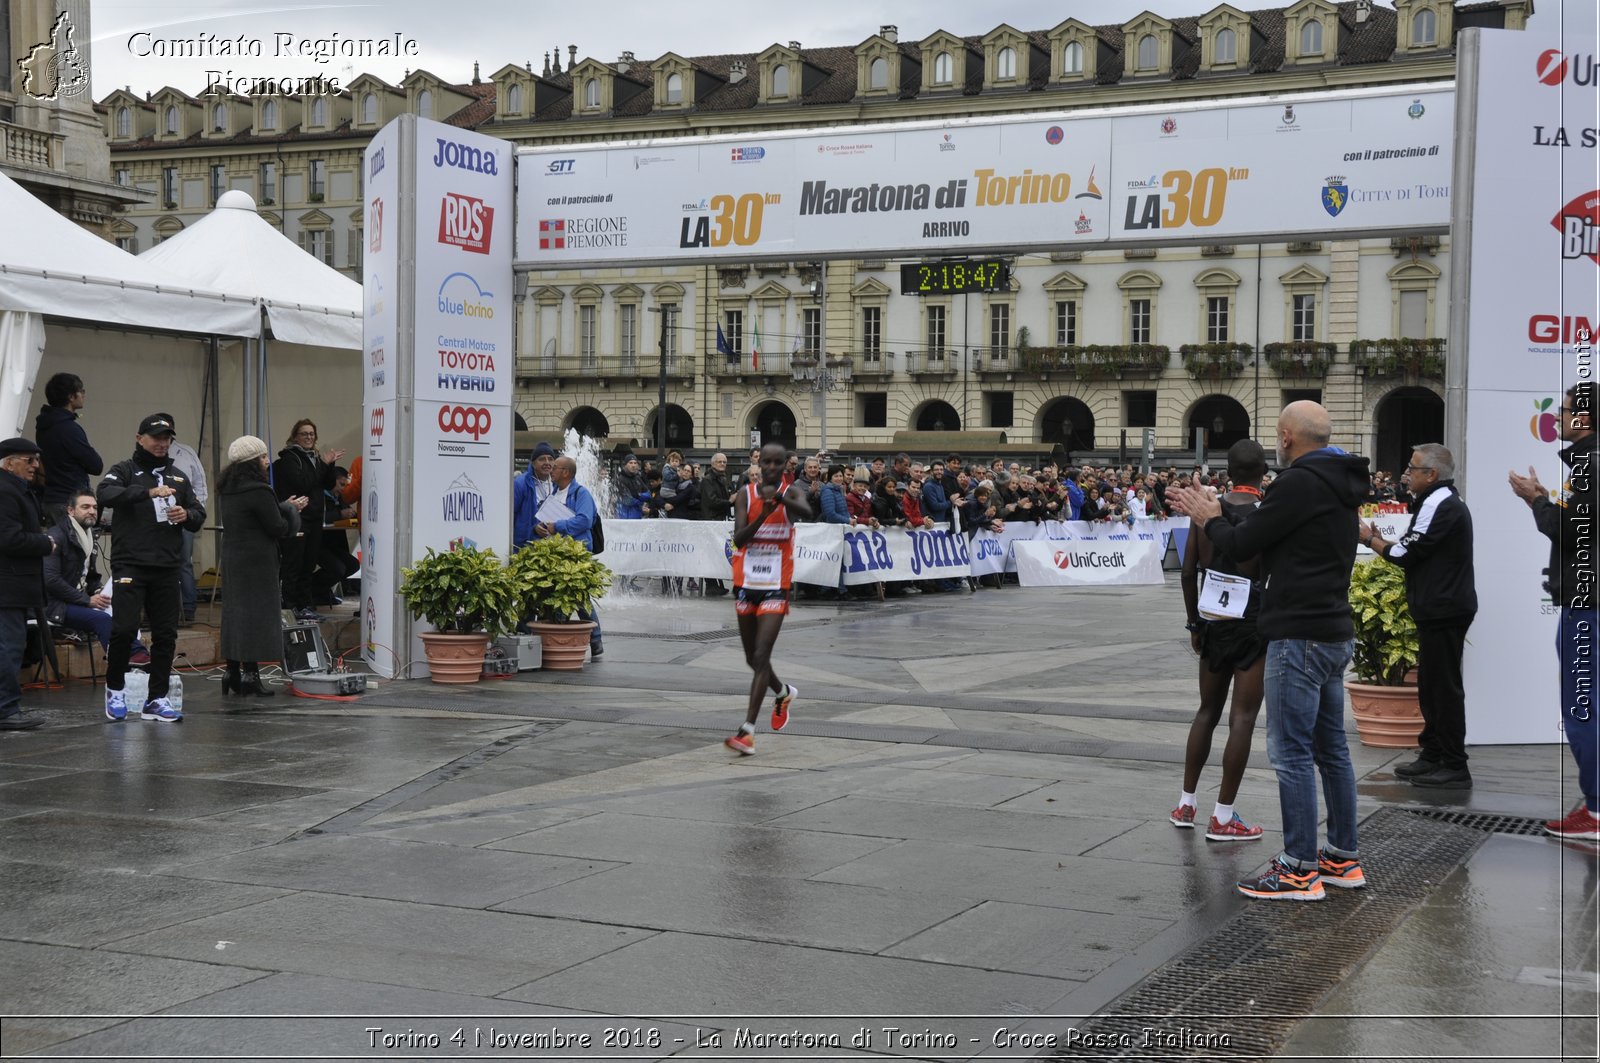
left=716, top=322, right=734, bottom=362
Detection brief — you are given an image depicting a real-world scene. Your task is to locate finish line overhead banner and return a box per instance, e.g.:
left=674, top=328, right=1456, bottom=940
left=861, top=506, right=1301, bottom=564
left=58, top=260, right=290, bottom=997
left=514, top=86, right=1452, bottom=266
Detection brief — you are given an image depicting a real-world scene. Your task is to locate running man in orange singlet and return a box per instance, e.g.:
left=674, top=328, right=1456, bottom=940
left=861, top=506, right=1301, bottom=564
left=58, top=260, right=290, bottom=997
left=725, top=443, right=812, bottom=755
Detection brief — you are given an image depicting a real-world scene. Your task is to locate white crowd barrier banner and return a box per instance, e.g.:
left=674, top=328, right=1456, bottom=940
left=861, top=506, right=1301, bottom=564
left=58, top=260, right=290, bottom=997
left=970, top=523, right=1037, bottom=576
left=971, top=517, right=1189, bottom=574
left=598, top=520, right=732, bottom=578
left=1013, top=538, right=1166, bottom=587
left=793, top=525, right=847, bottom=585
left=840, top=526, right=971, bottom=586
left=1356, top=511, right=1413, bottom=556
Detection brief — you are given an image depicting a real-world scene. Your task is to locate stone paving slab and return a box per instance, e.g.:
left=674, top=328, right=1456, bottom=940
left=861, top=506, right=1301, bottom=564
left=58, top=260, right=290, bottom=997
left=768, top=796, right=1139, bottom=855
left=105, top=891, right=657, bottom=995
left=165, top=833, right=621, bottom=908
left=0, top=809, right=285, bottom=873
left=486, top=811, right=900, bottom=877
left=0, top=860, right=292, bottom=948
left=0, top=768, right=328, bottom=819
left=493, top=861, right=979, bottom=953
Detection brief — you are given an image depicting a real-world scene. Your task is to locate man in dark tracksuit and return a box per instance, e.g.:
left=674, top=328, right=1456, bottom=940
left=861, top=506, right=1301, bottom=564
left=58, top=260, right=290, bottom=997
left=0, top=437, right=52, bottom=730
left=1511, top=380, right=1600, bottom=840
left=1364, top=443, right=1477, bottom=789
left=96, top=415, right=205, bottom=723
left=1169, top=401, right=1371, bottom=901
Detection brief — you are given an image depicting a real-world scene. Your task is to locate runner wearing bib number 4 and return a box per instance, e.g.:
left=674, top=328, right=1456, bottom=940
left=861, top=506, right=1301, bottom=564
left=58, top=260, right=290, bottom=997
left=724, top=443, right=813, bottom=756
left=1175, top=440, right=1269, bottom=842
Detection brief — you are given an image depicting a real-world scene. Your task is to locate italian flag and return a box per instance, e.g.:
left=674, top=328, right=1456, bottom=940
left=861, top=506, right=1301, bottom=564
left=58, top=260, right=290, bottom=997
left=751, top=319, right=761, bottom=371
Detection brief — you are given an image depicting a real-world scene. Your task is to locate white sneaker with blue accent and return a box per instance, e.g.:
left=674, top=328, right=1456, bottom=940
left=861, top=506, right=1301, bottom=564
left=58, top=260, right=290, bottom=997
left=104, top=688, right=127, bottom=722
left=141, top=697, right=183, bottom=723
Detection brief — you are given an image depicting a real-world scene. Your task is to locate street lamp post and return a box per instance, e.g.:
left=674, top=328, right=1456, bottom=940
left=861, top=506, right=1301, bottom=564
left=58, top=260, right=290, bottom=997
left=647, top=306, right=670, bottom=454
left=792, top=354, right=851, bottom=453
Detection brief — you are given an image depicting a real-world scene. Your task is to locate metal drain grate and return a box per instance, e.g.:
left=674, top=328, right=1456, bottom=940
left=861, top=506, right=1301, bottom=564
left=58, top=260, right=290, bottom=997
left=1052, top=805, right=1488, bottom=1060
left=1401, top=808, right=1549, bottom=836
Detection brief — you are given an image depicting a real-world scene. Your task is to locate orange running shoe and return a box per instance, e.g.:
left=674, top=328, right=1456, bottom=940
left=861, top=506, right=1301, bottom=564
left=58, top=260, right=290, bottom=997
left=724, top=731, right=756, bottom=756
left=771, top=684, right=798, bottom=731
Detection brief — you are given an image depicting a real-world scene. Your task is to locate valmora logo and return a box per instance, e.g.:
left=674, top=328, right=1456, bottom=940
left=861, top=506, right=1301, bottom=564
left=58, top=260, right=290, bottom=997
left=439, top=193, right=493, bottom=254
left=1537, top=49, right=1597, bottom=87
left=438, top=404, right=491, bottom=440
left=441, top=474, right=486, bottom=522
left=369, top=407, right=385, bottom=438
left=1551, top=190, right=1600, bottom=265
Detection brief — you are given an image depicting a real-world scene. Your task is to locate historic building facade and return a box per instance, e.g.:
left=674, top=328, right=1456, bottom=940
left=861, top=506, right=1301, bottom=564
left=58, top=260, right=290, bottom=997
left=100, top=0, right=1533, bottom=469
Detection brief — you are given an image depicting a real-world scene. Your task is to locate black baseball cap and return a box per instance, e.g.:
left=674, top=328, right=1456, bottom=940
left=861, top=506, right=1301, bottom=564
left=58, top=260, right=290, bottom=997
left=138, top=415, right=175, bottom=437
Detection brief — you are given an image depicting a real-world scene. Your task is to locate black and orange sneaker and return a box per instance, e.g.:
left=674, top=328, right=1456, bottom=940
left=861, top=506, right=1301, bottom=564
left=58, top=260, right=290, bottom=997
left=771, top=684, right=797, bottom=732
left=1237, top=858, right=1325, bottom=901
left=724, top=731, right=755, bottom=756
left=1317, top=850, right=1367, bottom=889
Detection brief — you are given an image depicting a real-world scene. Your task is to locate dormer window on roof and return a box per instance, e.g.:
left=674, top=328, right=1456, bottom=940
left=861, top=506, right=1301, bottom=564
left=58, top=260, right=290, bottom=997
left=212, top=103, right=225, bottom=131
left=1413, top=8, right=1437, bottom=45
left=771, top=65, right=789, bottom=98
left=583, top=77, right=601, bottom=108
left=417, top=89, right=432, bottom=118
left=1215, top=27, right=1237, bottom=63
left=116, top=107, right=131, bottom=137
left=868, top=57, right=887, bottom=89
left=995, top=46, right=1016, bottom=80
left=164, top=105, right=178, bottom=134
left=1136, top=34, right=1160, bottom=70
left=1300, top=20, right=1323, bottom=56
left=933, top=52, right=953, bottom=84
left=310, top=97, right=327, bottom=126
left=362, top=92, right=378, bottom=123
left=664, top=74, right=682, bottom=103
left=262, top=100, right=277, bottom=130
left=1063, top=41, right=1084, bottom=74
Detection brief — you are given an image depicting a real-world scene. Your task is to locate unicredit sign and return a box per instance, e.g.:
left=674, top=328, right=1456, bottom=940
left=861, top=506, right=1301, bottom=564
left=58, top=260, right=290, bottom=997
left=438, top=405, right=491, bottom=440
left=1536, top=49, right=1598, bottom=88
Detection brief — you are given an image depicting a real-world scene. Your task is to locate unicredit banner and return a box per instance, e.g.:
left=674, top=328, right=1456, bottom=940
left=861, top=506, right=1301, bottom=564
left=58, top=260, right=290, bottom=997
left=1012, top=538, right=1165, bottom=587
left=514, top=85, right=1452, bottom=266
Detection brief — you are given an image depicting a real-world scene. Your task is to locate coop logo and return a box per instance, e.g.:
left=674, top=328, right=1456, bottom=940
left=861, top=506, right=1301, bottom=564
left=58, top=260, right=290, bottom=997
left=731, top=146, right=766, bottom=163
left=546, top=158, right=576, bottom=175
left=368, top=198, right=383, bottom=253
left=1045, top=126, right=1064, bottom=145
left=438, top=193, right=494, bottom=254
left=538, top=219, right=565, bottom=250
left=431, top=137, right=499, bottom=175
left=1552, top=191, right=1600, bottom=265
left=439, top=404, right=492, bottom=440
left=369, top=147, right=385, bottom=179
left=369, top=407, right=385, bottom=438
left=441, top=473, right=486, bottom=523
left=1536, top=49, right=1597, bottom=87
left=437, top=272, right=495, bottom=319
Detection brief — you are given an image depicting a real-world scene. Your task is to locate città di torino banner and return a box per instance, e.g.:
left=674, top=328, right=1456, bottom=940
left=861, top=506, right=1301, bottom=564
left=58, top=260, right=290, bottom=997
left=512, top=84, right=1453, bottom=266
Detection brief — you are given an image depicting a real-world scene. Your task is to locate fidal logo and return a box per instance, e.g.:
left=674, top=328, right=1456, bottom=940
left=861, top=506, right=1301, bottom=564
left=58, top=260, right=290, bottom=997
left=1531, top=398, right=1561, bottom=442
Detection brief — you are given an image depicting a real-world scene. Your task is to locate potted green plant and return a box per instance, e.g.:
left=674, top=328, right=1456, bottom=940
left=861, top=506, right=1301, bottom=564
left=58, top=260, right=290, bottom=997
left=399, top=545, right=521, bottom=683
left=1345, top=556, right=1423, bottom=747
left=508, top=537, right=613, bottom=670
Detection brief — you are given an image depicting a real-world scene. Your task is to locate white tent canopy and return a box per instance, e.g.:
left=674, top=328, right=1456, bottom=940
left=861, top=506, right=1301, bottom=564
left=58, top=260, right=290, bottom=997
left=140, top=191, right=361, bottom=350
left=0, top=171, right=259, bottom=337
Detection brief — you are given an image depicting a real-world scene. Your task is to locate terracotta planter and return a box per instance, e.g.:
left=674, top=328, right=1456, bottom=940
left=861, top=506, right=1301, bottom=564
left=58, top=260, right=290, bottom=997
left=1344, top=680, right=1423, bottom=748
left=524, top=620, right=596, bottom=671
left=419, top=632, right=491, bottom=684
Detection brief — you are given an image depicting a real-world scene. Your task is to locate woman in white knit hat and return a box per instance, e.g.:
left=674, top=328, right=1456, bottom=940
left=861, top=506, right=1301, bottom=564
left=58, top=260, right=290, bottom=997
left=218, top=436, right=307, bottom=696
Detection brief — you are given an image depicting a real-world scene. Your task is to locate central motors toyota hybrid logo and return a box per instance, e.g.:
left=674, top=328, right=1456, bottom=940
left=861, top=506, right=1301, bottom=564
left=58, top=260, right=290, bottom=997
left=439, top=405, right=491, bottom=440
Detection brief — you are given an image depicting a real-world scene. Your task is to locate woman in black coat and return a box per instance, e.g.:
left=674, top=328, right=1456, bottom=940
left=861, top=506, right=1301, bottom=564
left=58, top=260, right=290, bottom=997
left=220, top=436, right=306, bottom=696
left=272, top=418, right=343, bottom=621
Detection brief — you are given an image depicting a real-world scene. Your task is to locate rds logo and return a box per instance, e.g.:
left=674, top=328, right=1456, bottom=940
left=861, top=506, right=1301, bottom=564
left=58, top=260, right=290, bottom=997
left=437, top=272, right=494, bottom=319
left=1531, top=398, right=1560, bottom=443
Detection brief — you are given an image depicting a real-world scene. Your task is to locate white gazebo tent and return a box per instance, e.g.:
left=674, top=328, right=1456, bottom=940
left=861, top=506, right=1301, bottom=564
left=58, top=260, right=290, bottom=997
left=139, top=189, right=362, bottom=445
left=0, top=170, right=258, bottom=436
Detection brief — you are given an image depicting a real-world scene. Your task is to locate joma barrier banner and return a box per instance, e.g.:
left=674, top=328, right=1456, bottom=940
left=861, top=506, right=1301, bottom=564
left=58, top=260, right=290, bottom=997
left=841, top=526, right=972, bottom=586
left=969, top=523, right=1037, bottom=576
left=515, top=86, right=1451, bottom=267
left=1013, top=538, right=1166, bottom=587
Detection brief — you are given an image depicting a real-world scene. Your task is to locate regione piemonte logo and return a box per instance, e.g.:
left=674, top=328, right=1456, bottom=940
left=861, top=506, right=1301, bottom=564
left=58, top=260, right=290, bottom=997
left=539, top=219, right=565, bottom=250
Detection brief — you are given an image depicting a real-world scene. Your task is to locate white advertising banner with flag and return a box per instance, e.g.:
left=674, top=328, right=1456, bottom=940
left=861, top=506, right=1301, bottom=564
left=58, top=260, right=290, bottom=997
left=1013, top=538, right=1166, bottom=587
left=515, top=86, right=1451, bottom=268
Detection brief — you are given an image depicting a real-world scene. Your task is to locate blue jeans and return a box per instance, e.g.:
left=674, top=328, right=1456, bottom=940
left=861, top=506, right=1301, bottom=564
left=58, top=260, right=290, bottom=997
left=58, top=603, right=145, bottom=654
left=1558, top=608, right=1600, bottom=813
left=1264, top=637, right=1359, bottom=868
left=0, top=607, right=27, bottom=716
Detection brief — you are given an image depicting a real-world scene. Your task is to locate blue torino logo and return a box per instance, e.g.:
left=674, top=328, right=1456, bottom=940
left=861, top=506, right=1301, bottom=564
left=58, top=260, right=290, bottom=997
left=1321, top=175, right=1348, bottom=217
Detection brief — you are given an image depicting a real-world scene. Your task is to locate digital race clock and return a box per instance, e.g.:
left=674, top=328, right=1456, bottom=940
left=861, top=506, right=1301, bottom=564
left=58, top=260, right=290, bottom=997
left=900, top=259, right=1011, bottom=295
